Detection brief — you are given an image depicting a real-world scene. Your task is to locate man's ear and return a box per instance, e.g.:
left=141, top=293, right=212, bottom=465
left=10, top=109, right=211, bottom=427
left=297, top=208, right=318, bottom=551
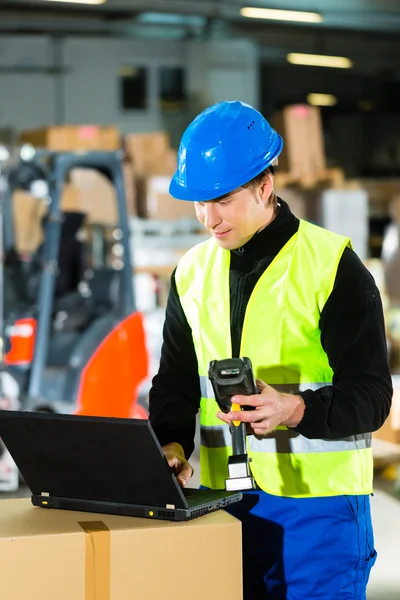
left=259, top=174, right=273, bottom=206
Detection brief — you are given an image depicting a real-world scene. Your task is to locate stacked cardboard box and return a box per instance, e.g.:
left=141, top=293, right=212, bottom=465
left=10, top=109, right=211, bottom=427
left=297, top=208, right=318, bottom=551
left=19, top=125, right=121, bottom=152
left=271, top=105, right=326, bottom=180
left=373, top=376, right=400, bottom=445
left=12, top=191, right=48, bottom=254
left=63, top=166, right=136, bottom=223
left=0, top=498, right=242, bottom=600
left=124, top=132, right=194, bottom=220
left=136, top=175, right=196, bottom=220
left=13, top=123, right=138, bottom=252
left=12, top=164, right=136, bottom=254
left=125, top=132, right=173, bottom=177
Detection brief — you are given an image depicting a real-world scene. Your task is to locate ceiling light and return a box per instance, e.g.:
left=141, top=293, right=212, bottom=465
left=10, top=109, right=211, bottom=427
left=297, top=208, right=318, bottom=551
left=39, top=0, right=106, bottom=4
left=137, top=13, right=206, bottom=27
left=241, top=7, right=323, bottom=23
left=307, top=93, right=337, bottom=107
left=287, top=53, right=353, bottom=69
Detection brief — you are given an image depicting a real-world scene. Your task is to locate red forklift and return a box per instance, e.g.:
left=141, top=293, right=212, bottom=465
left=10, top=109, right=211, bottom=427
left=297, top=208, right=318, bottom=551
left=1, top=149, right=149, bottom=422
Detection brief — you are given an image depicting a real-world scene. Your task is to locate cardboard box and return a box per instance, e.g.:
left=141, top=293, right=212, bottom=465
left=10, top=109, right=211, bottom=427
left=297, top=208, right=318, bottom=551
left=137, top=176, right=196, bottom=220
left=19, top=125, right=121, bottom=152
left=12, top=190, right=47, bottom=254
left=275, top=187, right=307, bottom=220
left=373, top=375, right=400, bottom=445
left=125, top=132, right=175, bottom=176
left=63, top=165, right=138, bottom=223
left=0, top=498, right=242, bottom=600
left=271, top=105, right=326, bottom=178
left=155, top=147, right=178, bottom=176
left=12, top=166, right=136, bottom=253
left=373, top=415, right=400, bottom=445
left=62, top=169, right=119, bottom=225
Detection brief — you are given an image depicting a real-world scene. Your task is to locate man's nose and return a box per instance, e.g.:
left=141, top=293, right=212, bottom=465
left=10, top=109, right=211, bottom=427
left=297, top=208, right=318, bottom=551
left=204, top=202, right=221, bottom=229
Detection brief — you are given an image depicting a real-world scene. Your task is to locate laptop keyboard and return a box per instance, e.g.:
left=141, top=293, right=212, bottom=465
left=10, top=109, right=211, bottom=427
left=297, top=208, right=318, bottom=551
left=182, top=489, right=204, bottom=502
left=183, top=488, right=228, bottom=506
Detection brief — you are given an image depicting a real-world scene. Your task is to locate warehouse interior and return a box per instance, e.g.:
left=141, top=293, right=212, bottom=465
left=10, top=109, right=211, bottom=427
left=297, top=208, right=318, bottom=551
left=0, top=1, right=400, bottom=598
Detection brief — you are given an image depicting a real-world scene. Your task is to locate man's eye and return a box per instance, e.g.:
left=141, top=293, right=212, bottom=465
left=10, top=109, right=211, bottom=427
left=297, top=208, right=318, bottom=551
left=219, top=200, right=231, bottom=206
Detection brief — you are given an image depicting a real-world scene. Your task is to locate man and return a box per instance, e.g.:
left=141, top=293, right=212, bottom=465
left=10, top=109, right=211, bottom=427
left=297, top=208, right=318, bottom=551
left=149, top=100, right=392, bottom=599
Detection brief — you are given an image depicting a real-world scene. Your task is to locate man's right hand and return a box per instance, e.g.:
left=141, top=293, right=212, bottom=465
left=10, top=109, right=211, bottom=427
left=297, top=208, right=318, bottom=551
left=162, top=442, right=194, bottom=488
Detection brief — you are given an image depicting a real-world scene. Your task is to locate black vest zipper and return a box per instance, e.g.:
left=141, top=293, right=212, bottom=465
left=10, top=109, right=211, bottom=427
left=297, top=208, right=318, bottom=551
left=230, top=272, right=246, bottom=358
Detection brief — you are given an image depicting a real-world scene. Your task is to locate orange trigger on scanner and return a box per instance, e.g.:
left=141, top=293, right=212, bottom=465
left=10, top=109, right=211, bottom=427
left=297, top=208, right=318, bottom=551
left=231, top=402, right=241, bottom=427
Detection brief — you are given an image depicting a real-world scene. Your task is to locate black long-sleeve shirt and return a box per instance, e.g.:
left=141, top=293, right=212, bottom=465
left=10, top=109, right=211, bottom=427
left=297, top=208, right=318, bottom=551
left=149, top=200, right=393, bottom=459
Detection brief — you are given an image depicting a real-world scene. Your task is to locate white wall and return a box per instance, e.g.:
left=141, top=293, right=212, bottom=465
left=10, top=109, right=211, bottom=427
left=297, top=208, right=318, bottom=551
left=63, top=37, right=184, bottom=133
left=0, top=35, right=260, bottom=136
left=0, top=36, right=55, bottom=131
left=186, top=38, right=260, bottom=110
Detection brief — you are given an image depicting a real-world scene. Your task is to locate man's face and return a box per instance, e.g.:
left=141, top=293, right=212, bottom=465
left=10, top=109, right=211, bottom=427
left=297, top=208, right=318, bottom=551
left=194, top=183, right=275, bottom=250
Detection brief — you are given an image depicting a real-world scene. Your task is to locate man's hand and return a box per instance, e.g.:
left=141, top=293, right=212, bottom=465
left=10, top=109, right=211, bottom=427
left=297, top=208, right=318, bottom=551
left=216, top=379, right=305, bottom=436
left=162, top=442, right=194, bottom=488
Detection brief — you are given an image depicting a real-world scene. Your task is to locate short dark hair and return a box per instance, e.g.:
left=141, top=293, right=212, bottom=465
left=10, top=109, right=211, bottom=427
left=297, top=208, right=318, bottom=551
left=242, top=167, right=277, bottom=209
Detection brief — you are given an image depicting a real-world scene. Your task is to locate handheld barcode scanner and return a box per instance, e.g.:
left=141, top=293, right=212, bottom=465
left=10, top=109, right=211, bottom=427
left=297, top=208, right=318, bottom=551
left=208, top=357, right=257, bottom=491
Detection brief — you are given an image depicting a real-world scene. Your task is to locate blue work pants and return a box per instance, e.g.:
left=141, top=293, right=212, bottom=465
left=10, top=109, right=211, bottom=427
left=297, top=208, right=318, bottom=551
left=225, top=490, right=377, bottom=599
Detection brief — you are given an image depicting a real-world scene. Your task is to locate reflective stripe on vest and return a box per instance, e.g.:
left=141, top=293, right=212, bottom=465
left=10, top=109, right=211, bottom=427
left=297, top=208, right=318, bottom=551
left=200, top=425, right=372, bottom=453
left=199, top=376, right=371, bottom=453
left=176, top=219, right=373, bottom=497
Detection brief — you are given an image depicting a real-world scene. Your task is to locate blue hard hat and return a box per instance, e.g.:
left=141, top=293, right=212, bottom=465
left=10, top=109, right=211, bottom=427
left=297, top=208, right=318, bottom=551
left=169, top=100, right=283, bottom=202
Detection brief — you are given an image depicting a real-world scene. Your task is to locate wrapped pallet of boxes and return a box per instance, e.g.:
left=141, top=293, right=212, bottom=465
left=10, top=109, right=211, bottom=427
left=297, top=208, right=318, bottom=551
left=271, top=105, right=326, bottom=178
left=0, top=498, right=242, bottom=600
left=19, top=125, right=121, bottom=152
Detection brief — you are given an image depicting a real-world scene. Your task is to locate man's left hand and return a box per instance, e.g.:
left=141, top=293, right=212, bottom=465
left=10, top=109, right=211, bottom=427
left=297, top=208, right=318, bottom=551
left=216, top=379, right=306, bottom=436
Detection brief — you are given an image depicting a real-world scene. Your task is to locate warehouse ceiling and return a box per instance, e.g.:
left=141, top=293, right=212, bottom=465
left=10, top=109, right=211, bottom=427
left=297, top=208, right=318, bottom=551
left=2, top=0, right=400, bottom=31
left=1, top=0, right=400, bottom=75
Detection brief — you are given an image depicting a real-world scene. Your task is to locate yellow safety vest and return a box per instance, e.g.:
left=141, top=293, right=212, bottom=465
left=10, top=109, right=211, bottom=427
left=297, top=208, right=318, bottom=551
left=175, top=219, right=373, bottom=498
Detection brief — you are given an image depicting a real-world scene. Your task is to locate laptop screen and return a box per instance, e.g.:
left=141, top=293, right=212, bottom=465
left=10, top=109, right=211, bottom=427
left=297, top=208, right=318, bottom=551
left=0, top=411, right=187, bottom=510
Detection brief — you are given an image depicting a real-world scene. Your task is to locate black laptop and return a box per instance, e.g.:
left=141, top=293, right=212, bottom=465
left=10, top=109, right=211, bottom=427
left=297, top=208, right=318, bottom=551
left=0, top=410, right=242, bottom=521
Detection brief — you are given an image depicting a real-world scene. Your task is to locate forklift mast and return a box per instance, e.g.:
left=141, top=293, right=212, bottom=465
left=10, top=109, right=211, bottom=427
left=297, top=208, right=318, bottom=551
left=22, top=151, right=136, bottom=403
